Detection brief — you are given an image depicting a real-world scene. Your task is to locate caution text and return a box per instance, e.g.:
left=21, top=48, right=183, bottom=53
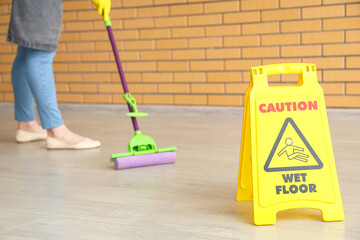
left=259, top=101, right=318, bottom=113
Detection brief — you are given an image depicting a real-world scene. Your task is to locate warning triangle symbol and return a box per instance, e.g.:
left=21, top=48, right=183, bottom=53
left=264, top=118, right=323, bottom=172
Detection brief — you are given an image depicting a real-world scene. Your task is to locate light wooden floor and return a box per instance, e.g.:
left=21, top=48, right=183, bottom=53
left=0, top=103, right=359, bottom=240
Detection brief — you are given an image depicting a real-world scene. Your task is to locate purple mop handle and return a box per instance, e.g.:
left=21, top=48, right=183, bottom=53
left=106, top=25, right=140, bottom=131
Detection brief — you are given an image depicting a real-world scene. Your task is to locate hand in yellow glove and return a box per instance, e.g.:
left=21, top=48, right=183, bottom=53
left=92, top=0, right=111, bottom=21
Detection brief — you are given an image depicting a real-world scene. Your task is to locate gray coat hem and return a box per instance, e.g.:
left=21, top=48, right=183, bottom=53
left=7, top=36, right=57, bottom=52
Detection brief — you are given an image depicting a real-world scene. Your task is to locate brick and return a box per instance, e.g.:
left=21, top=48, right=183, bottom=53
left=204, top=1, right=239, bottom=13
left=225, top=60, right=261, bottom=71
left=0, top=5, right=8, bottom=14
left=173, top=50, right=205, bottom=60
left=262, top=9, right=300, bottom=22
left=98, top=84, right=122, bottom=93
left=174, top=73, right=206, bottom=82
left=243, top=47, right=279, bottom=59
left=126, top=62, right=156, bottom=72
left=0, top=45, right=12, bottom=54
left=224, top=12, right=260, bottom=24
left=347, top=57, right=360, bottom=68
left=123, top=0, right=153, bottom=7
left=0, top=94, right=3, bottom=101
left=65, top=22, right=93, bottom=32
left=143, top=95, right=173, bottom=105
left=324, top=43, right=360, bottom=56
left=281, top=45, right=321, bottom=57
left=324, top=70, right=360, bottom=82
left=320, top=83, right=345, bottom=95
left=55, top=83, right=69, bottom=93
left=346, top=30, right=360, bottom=42
left=241, top=0, right=278, bottom=11
left=280, top=0, right=321, bottom=8
left=303, top=57, right=344, bottom=69
left=170, top=4, right=202, bottom=15
left=53, top=64, right=68, bottom=72
left=303, top=5, right=344, bottom=19
left=324, top=96, right=360, bottom=108
left=159, top=84, right=190, bottom=93
left=112, top=73, right=141, bottom=83
left=172, top=27, right=204, bottom=38
left=2, top=74, right=11, bottom=83
left=262, top=34, right=300, bottom=46
left=80, top=32, right=109, bottom=41
left=206, top=48, right=240, bottom=59
left=190, top=60, right=224, bottom=71
left=84, top=94, right=112, bottom=103
left=188, top=0, right=217, bottom=2
left=59, top=33, right=79, bottom=42
left=140, top=29, right=171, bottom=39
left=0, top=54, right=15, bottom=63
left=117, top=52, right=139, bottom=61
left=57, top=94, right=83, bottom=103
left=208, top=72, right=242, bottom=82
left=206, top=25, right=240, bottom=37
left=156, top=39, right=187, bottom=49
left=174, top=95, right=207, bottom=105
left=189, top=37, right=222, bottom=48
left=138, top=6, right=169, bottom=18
left=155, top=0, right=186, bottom=5
left=346, top=83, right=360, bottom=94
left=81, top=53, right=109, bottom=62
left=96, top=63, right=117, bottom=72
left=95, top=42, right=113, bottom=51
left=108, top=9, right=136, bottom=19
left=63, top=12, right=77, bottom=21
left=0, top=83, right=12, bottom=91
left=243, top=22, right=279, bottom=35
left=192, top=83, right=224, bottom=94
left=128, top=84, right=158, bottom=93
left=208, top=95, right=242, bottom=106
left=224, top=36, right=260, bottom=47
left=142, top=73, right=172, bottom=82
left=83, top=74, right=111, bottom=83
left=281, top=20, right=321, bottom=33
left=188, top=14, right=222, bottom=26
left=124, top=19, right=154, bottom=29
left=302, top=31, right=344, bottom=44
left=68, top=63, right=96, bottom=72
left=324, top=17, right=360, bottom=31
left=54, top=53, right=81, bottom=62
left=323, top=0, right=360, bottom=4
left=141, top=50, right=171, bottom=60
left=158, top=61, right=188, bottom=72
left=225, top=83, right=248, bottom=94
left=125, top=40, right=154, bottom=50
left=55, top=74, right=82, bottom=83
left=77, top=11, right=99, bottom=21
left=70, top=84, right=97, bottom=93
left=347, top=3, right=360, bottom=16
left=67, top=42, right=94, bottom=52
left=155, top=16, right=187, bottom=28
left=63, top=0, right=91, bottom=10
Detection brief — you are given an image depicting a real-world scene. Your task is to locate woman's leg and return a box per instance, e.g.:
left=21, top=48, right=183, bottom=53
left=12, top=46, right=45, bottom=134
left=24, top=47, right=98, bottom=147
left=24, top=48, right=64, bottom=129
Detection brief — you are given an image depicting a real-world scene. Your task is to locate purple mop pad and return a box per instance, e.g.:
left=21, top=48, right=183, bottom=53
left=114, top=152, right=176, bottom=170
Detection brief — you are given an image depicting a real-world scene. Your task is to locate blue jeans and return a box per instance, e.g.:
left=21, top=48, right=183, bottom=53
left=11, top=45, right=64, bottom=129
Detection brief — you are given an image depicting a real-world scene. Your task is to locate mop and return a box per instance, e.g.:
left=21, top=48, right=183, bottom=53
left=105, top=18, right=177, bottom=169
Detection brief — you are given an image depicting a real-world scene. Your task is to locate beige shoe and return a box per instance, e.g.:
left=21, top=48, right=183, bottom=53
left=16, top=130, right=47, bottom=143
left=46, top=136, right=101, bottom=150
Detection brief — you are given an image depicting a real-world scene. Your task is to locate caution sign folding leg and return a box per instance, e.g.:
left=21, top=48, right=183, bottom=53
left=237, top=63, right=344, bottom=225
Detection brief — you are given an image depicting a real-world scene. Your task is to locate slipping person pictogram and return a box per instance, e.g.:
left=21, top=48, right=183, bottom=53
left=278, top=138, right=309, bottom=162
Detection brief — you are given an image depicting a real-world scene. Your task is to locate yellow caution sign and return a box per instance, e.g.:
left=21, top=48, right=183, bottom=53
left=237, top=63, right=344, bottom=225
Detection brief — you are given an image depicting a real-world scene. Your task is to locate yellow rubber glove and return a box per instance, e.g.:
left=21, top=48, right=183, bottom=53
left=92, top=0, right=111, bottom=21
